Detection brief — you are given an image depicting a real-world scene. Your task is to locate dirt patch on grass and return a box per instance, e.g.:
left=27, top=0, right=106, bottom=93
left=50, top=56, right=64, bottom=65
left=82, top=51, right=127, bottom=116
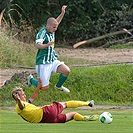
left=0, top=48, right=132, bottom=84
left=57, top=48, right=132, bottom=64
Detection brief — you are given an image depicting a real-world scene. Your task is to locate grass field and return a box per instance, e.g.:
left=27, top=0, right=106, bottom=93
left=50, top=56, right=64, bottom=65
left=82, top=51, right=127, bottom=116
left=0, top=108, right=132, bottom=133
left=0, top=30, right=133, bottom=133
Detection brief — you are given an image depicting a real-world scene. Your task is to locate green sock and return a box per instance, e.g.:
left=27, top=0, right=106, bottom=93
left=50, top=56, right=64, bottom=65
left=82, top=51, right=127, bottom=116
left=56, top=74, right=68, bottom=87
left=30, top=78, right=38, bottom=87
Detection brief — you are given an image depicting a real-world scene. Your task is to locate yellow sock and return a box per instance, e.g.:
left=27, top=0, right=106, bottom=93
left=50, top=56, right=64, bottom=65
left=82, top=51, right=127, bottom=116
left=66, top=100, right=88, bottom=108
left=74, top=113, right=84, bottom=121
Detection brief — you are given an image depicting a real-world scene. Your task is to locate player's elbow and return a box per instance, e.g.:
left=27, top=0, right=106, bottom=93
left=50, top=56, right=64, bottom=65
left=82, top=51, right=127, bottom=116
left=36, top=44, right=41, bottom=49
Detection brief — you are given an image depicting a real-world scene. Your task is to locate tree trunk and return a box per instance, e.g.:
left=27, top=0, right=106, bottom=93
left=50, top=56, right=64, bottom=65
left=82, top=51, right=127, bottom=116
left=0, top=9, right=5, bottom=27
left=73, top=29, right=133, bottom=48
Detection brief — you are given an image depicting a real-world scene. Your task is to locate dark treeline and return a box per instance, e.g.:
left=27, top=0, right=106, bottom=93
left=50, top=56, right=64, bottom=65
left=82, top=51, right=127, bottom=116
left=1, top=0, right=133, bottom=46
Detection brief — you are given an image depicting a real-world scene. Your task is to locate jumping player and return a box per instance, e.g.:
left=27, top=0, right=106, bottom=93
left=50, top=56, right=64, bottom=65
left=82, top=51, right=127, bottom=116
left=28, top=5, right=70, bottom=93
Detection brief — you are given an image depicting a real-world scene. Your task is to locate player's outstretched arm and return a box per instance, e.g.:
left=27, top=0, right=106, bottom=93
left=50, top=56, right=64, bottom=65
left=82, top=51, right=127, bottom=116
left=28, top=78, right=42, bottom=103
left=56, top=5, right=67, bottom=24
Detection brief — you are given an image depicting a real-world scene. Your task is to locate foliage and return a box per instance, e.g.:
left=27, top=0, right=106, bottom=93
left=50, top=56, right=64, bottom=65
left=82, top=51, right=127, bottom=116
left=0, top=0, right=133, bottom=46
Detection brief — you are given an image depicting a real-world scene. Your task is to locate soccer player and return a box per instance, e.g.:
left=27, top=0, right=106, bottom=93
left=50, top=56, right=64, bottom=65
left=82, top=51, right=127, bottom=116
left=12, top=78, right=99, bottom=123
left=28, top=5, right=70, bottom=93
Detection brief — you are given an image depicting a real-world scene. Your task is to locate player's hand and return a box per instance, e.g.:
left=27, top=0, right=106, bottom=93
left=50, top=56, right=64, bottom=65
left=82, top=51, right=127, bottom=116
left=13, top=93, right=20, bottom=100
left=47, top=42, right=54, bottom=47
left=62, top=5, right=67, bottom=13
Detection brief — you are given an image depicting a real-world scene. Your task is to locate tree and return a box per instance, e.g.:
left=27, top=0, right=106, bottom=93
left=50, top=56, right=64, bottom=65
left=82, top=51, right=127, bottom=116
left=2, top=0, right=133, bottom=46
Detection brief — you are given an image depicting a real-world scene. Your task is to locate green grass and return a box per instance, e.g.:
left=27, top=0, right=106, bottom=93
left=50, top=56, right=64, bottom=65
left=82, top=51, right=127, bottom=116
left=109, top=43, right=133, bottom=49
left=1, top=64, right=133, bottom=106
left=0, top=31, right=36, bottom=68
left=0, top=109, right=132, bottom=133
left=59, top=57, right=92, bottom=66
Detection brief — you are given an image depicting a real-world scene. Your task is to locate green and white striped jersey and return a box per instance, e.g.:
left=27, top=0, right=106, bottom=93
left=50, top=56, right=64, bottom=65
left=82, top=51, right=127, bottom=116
left=35, top=26, right=58, bottom=65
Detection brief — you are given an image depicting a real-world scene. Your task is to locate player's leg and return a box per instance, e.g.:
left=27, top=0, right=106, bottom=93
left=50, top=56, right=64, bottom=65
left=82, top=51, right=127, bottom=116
left=65, top=112, right=84, bottom=121
left=57, top=101, right=98, bottom=122
left=59, top=100, right=94, bottom=109
left=28, top=74, right=38, bottom=87
left=52, top=60, right=70, bottom=92
left=66, top=100, right=94, bottom=108
left=65, top=112, right=99, bottom=122
left=28, top=75, right=49, bottom=90
left=56, top=63, right=70, bottom=76
left=64, top=100, right=99, bottom=122
left=35, top=64, right=51, bottom=91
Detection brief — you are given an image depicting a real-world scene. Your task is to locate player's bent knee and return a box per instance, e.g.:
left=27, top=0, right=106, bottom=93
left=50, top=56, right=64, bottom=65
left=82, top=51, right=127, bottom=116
left=67, top=68, right=70, bottom=74
left=41, top=86, right=49, bottom=91
left=65, top=112, right=77, bottom=122
left=65, top=67, right=70, bottom=75
left=59, top=102, right=66, bottom=109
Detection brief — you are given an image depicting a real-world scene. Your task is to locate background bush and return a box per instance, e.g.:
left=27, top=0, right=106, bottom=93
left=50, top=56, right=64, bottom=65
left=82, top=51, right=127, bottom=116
left=1, top=0, right=133, bottom=46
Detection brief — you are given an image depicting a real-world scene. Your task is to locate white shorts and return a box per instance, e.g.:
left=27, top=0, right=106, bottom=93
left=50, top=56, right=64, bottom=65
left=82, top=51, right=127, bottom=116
left=36, top=60, right=64, bottom=87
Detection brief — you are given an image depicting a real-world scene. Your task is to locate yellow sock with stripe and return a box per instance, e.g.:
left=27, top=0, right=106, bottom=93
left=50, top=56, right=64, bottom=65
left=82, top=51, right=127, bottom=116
left=74, top=113, right=84, bottom=121
left=66, top=101, right=89, bottom=108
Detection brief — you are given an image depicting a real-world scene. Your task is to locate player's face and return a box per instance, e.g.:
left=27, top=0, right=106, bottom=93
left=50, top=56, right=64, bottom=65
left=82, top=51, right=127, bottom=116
left=19, top=90, right=26, bottom=101
left=48, top=23, right=58, bottom=33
